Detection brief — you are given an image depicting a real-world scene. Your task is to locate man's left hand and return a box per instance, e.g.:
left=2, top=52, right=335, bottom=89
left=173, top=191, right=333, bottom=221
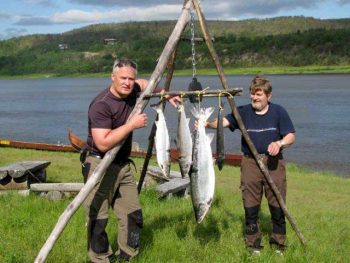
left=166, top=95, right=181, bottom=108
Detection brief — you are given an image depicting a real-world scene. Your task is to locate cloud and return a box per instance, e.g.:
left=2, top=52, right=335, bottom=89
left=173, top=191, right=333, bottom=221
left=199, top=0, right=321, bottom=18
left=0, top=27, right=28, bottom=40
left=68, top=0, right=179, bottom=7
left=9, top=0, right=331, bottom=28
left=15, top=16, right=54, bottom=25
left=65, top=0, right=325, bottom=20
left=14, top=4, right=183, bottom=26
left=0, top=13, right=13, bottom=20
left=24, top=0, right=57, bottom=8
left=338, top=0, right=350, bottom=4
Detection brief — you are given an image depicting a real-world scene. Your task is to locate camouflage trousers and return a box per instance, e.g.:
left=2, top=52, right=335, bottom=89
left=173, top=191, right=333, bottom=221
left=82, top=156, right=143, bottom=263
left=240, top=155, right=287, bottom=248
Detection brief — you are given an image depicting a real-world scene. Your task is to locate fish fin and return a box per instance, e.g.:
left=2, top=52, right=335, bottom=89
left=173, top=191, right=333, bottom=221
left=218, top=161, right=223, bottom=171
left=150, top=102, right=163, bottom=113
left=190, top=106, right=200, bottom=118
left=204, top=107, right=215, bottom=120
left=207, top=133, right=215, bottom=143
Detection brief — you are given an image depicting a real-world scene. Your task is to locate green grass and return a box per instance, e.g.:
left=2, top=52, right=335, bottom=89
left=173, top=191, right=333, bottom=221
left=1, top=64, right=350, bottom=80
left=0, top=147, right=349, bottom=262
left=174, top=65, right=350, bottom=76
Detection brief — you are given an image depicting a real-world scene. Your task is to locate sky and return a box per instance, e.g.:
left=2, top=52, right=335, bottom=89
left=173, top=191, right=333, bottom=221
left=0, top=0, right=350, bottom=40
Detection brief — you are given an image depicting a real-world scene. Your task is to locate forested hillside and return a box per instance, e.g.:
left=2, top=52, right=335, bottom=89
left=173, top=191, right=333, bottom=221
left=0, top=16, right=350, bottom=75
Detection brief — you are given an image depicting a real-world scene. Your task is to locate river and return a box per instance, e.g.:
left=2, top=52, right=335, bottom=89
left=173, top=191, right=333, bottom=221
left=0, top=74, right=349, bottom=177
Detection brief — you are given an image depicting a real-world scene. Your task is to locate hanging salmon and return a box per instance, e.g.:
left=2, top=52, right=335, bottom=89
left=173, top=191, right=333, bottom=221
left=190, top=107, right=215, bottom=223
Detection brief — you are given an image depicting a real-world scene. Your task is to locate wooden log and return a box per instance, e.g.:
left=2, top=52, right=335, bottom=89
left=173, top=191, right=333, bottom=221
left=142, top=88, right=242, bottom=99
left=0, top=177, right=28, bottom=190
left=0, top=161, right=49, bottom=190
left=34, top=1, right=193, bottom=262
left=156, top=177, right=190, bottom=198
left=192, top=0, right=306, bottom=246
left=30, top=183, right=84, bottom=192
left=0, top=161, right=50, bottom=179
left=0, top=170, right=8, bottom=180
left=147, top=165, right=182, bottom=179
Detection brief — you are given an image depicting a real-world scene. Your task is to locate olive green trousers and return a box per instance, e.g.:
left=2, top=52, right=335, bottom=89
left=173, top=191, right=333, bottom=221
left=82, top=156, right=142, bottom=263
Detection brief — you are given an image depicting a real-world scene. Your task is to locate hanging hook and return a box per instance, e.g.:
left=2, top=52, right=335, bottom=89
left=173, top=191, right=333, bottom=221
left=218, top=92, right=223, bottom=110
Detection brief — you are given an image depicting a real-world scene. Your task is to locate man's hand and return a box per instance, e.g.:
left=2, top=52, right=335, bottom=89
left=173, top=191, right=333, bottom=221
left=267, top=141, right=282, bottom=156
left=129, top=112, right=148, bottom=130
left=194, top=119, right=208, bottom=130
left=166, top=95, right=181, bottom=108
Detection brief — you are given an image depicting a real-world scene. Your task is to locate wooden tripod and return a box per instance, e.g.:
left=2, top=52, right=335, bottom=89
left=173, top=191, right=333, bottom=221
left=35, top=1, right=305, bottom=262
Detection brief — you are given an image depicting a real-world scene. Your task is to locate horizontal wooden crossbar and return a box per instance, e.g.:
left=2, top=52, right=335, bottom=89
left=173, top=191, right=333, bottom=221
left=143, top=88, right=242, bottom=99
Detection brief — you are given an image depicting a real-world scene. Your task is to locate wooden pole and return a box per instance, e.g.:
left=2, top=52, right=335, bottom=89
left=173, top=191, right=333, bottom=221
left=138, top=49, right=179, bottom=193
left=142, top=88, right=242, bottom=99
left=191, top=0, right=306, bottom=246
left=34, top=1, right=193, bottom=262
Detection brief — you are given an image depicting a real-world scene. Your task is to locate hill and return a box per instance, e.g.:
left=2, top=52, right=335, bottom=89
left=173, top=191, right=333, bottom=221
left=0, top=16, right=350, bottom=76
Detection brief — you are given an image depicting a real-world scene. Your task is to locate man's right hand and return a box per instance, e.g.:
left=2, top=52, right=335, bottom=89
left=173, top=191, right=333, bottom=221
left=130, top=112, right=148, bottom=129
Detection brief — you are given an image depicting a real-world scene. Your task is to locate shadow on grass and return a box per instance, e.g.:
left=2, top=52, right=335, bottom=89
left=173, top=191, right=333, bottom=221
left=140, top=195, right=247, bottom=248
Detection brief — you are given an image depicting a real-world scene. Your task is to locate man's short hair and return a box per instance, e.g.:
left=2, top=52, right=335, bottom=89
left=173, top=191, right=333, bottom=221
left=112, top=59, right=138, bottom=74
left=249, top=75, right=272, bottom=95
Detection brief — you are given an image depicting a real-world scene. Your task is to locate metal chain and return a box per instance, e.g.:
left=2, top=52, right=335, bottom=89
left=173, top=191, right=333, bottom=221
left=190, top=9, right=197, bottom=79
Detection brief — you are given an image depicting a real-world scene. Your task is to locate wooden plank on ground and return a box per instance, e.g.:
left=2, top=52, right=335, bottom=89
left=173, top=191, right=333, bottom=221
left=147, top=165, right=182, bottom=179
left=0, top=169, right=8, bottom=180
left=0, top=161, right=50, bottom=178
left=30, top=183, right=84, bottom=192
left=156, top=177, right=190, bottom=197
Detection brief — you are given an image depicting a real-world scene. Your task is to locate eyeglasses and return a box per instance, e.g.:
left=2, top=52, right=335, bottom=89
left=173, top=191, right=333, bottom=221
left=113, top=59, right=137, bottom=71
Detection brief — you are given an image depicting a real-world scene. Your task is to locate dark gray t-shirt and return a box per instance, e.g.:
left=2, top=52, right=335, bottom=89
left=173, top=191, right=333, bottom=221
left=87, top=84, right=141, bottom=161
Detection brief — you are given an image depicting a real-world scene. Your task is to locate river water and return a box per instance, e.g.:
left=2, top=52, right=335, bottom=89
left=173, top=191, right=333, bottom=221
left=0, top=74, right=349, bottom=177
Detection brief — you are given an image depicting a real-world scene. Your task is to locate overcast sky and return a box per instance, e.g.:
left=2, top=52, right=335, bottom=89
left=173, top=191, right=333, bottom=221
left=1, top=0, right=350, bottom=40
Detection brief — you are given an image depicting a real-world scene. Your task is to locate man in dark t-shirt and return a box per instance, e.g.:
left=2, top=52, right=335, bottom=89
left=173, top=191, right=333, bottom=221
left=82, top=59, right=149, bottom=263
left=205, top=76, right=295, bottom=255
left=82, top=58, right=179, bottom=263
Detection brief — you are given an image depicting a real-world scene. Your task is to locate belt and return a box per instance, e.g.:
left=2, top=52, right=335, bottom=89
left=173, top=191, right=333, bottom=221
left=88, top=152, right=103, bottom=159
left=243, top=153, right=283, bottom=159
left=243, top=153, right=267, bottom=158
left=85, top=152, right=133, bottom=167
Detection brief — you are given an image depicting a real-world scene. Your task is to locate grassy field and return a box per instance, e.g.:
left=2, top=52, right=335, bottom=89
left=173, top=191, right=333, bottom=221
left=1, top=65, right=350, bottom=80
left=0, top=147, right=349, bottom=263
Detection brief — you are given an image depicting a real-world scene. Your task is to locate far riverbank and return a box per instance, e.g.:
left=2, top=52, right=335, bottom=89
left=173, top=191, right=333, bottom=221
left=1, top=65, right=350, bottom=79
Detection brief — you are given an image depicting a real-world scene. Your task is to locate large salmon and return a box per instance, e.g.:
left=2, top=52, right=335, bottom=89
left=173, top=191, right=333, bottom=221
left=175, top=102, right=192, bottom=178
left=190, top=107, right=215, bottom=223
left=152, top=103, right=171, bottom=178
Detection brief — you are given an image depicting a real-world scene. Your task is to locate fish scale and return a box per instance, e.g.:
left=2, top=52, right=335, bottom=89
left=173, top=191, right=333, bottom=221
left=190, top=107, right=215, bottom=223
left=176, top=103, right=192, bottom=178
left=152, top=103, right=171, bottom=178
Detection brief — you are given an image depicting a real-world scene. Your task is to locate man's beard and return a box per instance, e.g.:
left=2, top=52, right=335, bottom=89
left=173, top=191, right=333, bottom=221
left=252, top=101, right=264, bottom=111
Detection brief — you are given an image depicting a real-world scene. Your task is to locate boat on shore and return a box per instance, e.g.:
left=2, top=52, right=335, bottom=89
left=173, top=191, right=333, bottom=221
left=0, top=138, right=242, bottom=167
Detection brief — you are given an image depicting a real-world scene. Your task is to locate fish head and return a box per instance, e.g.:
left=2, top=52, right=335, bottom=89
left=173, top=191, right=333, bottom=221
left=195, top=202, right=211, bottom=224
